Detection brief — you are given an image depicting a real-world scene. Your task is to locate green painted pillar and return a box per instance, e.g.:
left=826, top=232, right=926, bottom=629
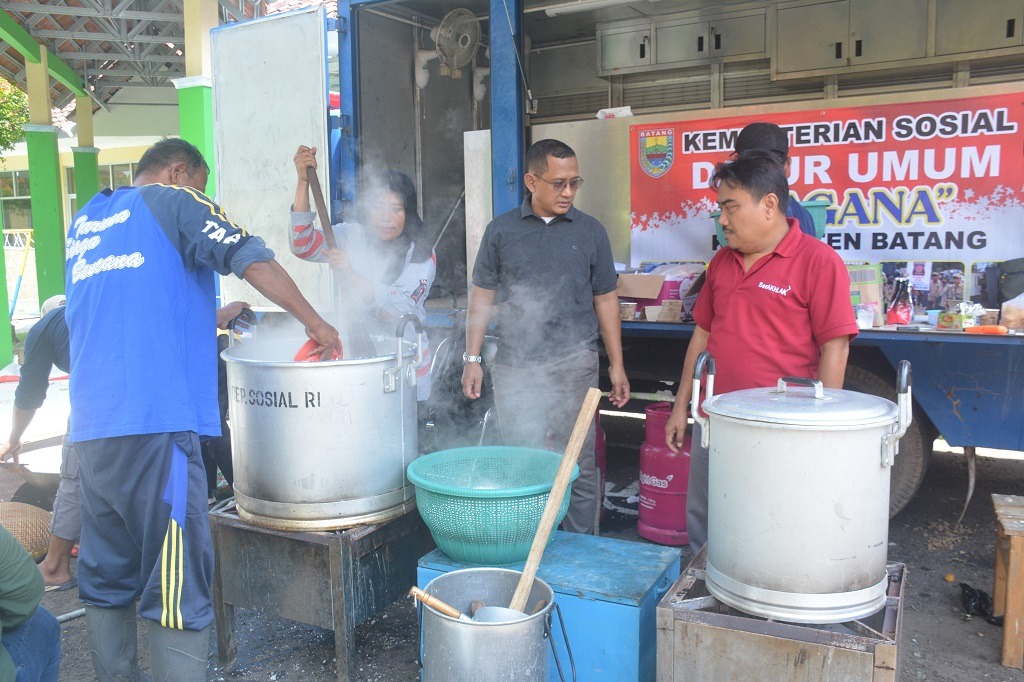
left=174, top=77, right=216, bottom=194
left=72, top=146, right=101, bottom=207
left=24, top=123, right=65, bottom=303
left=0, top=206, right=13, bottom=365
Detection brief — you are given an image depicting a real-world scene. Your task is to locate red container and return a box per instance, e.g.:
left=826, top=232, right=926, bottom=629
left=638, top=402, right=690, bottom=546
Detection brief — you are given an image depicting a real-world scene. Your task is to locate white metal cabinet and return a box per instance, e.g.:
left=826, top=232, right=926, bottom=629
left=849, top=0, right=928, bottom=65
left=775, top=0, right=927, bottom=75
left=776, top=0, right=848, bottom=72
left=711, top=13, right=767, bottom=60
left=599, top=22, right=652, bottom=73
left=656, top=16, right=708, bottom=68
left=657, top=11, right=766, bottom=68
left=935, top=0, right=1024, bottom=55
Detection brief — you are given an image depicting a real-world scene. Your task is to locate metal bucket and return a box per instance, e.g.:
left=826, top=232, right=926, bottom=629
left=691, top=352, right=911, bottom=624
left=222, top=314, right=423, bottom=531
left=420, top=568, right=573, bottom=681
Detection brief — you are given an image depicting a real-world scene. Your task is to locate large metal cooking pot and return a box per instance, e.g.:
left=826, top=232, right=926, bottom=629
left=690, top=351, right=911, bottom=623
left=222, top=314, right=423, bottom=531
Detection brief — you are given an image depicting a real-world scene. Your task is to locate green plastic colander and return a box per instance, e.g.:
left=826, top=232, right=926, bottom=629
left=407, top=446, right=580, bottom=565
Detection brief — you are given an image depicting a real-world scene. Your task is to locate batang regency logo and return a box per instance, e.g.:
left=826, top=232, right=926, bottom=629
left=639, top=129, right=674, bottom=178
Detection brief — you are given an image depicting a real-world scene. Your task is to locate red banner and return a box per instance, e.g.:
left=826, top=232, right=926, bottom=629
left=629, top=93, right=1024, bottom=275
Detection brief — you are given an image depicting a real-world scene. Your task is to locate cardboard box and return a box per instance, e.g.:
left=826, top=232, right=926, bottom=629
left=937, top=311, right=976, bottom=331
left=618, top=274, right=667, bottom=300
left=645, top=299, right=683, bottom=322
left=617, top=274, right=680, bottom=313
left=847, top=264, right=885, bottom=327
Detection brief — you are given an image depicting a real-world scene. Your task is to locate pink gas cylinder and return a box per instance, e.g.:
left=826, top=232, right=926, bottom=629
left=638, top=402, right=691, bottom=545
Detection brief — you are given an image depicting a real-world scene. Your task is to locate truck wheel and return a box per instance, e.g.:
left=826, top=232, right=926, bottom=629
left=843, top=365, right=932, bottom=517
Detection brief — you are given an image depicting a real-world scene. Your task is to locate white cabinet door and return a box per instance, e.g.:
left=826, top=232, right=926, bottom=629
left=711, top=13, right=766, bottom=59
left=656, top=17, right=709, bottom=67
left=849, top=0, right=928, bottom=64
left=600, top=25, right=653, bottom=73
left=776, top=0, right=849, bottom=72
left=935, top=0, right=1024, bottom=55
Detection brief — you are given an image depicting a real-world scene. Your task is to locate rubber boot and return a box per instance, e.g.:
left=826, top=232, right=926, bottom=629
left=84, top=605, right=151, bottom=682
left=147, top=621, right=211, bottom=681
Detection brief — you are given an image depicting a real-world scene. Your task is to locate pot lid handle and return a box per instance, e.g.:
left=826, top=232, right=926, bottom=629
left=395, top=314, right=424, bottom=365
left=692, top=350, right=716, bottom=381
left=691, top=351, right=715, bottom=448
left=897, top=360, right=911, bottom=394
left=225, top=307, right=258, bottom=347
left=774, top=376, right=825, bottom=399
left=882, top=360, right=914, bottom=467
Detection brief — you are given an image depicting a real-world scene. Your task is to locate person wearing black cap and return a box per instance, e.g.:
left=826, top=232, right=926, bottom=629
left=734, top=122, right=817, bottom=238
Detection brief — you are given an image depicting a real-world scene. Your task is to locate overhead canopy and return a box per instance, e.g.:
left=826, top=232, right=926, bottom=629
left=0, top=0, right=263, bottom=109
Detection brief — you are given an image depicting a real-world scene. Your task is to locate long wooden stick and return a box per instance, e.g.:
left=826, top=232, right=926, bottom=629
left=306, top=165, right=337, bottom=250
left=408, top=586, right=469, bottom=621
left=305, top=166, right=375, bottom=357
left=509, top=387, right=603, bottom=613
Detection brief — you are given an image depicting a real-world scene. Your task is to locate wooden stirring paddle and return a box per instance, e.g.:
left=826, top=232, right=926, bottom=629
left=508, top=387, right=603, bottom=613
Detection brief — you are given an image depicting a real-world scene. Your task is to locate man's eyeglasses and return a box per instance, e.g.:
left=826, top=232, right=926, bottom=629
left=532, top=174, right=584, bottom=192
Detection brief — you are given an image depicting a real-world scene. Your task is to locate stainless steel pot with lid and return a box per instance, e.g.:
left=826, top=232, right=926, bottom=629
left=690, top=351, right=912, bottom=623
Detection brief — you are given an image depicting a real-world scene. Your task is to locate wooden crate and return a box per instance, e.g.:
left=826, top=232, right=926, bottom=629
left=656, top=548, right=905, bottom=681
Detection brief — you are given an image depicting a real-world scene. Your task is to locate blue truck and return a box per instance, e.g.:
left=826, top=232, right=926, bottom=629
left=212, top=1, right=1024, bottom=515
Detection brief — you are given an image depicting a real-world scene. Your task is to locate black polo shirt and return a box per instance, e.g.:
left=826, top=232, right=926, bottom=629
left=473, top=196, right=617, bottom=366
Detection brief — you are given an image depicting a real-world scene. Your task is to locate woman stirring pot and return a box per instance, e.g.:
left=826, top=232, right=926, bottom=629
left=289, top=145, right=434, bottom=401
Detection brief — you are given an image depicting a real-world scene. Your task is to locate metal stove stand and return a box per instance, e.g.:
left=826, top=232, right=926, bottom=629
left=209, top=503, right=428, bottom=681
left=656, top=546, right=906, bottom=681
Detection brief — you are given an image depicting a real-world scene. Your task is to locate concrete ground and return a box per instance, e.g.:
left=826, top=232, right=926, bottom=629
left=1, top=379, right=1023, bottom=680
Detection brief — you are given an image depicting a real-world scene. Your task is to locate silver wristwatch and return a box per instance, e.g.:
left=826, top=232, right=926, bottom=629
left=463, top=352, right=483, bottom=364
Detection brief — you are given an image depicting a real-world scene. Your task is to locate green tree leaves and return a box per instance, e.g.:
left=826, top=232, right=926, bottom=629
left=0, top=79, right=29, bottom=157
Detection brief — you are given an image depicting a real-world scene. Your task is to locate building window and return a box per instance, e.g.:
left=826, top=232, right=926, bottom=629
left=0, top=169, right=31, bottom=232
left=14, top=170, right=30, bottom=197
left=111, top=163, right=132, bottom=188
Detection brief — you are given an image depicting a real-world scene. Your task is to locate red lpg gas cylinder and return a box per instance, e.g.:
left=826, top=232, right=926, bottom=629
left=638, top=402, right=691, bottom=546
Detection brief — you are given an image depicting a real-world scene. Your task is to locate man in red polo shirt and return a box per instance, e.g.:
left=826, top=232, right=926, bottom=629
left=665, top=149, right=858, bottom=554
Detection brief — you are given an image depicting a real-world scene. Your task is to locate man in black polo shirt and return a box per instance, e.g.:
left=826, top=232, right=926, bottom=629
left=462, top=138, right=630, bottom=534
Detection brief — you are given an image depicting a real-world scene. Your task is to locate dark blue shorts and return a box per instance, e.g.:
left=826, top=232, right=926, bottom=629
left=75, top=432, right=213, bottom=630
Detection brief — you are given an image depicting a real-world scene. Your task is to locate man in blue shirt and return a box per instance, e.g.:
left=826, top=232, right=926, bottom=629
left=65, top=138, right=341, bottom=681
left=734, top=122, right=817, bottom=238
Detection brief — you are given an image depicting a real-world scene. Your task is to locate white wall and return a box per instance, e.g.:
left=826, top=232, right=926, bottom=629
left=92, top=87, right=180, bottom=138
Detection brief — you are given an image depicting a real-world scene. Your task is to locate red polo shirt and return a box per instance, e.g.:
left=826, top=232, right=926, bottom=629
left=693, top=218, right=858, bottom=395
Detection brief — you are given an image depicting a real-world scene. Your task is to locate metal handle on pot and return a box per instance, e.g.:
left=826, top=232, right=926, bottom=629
left=882, top=360, right=913, bottom=467
left=690, top=351, right=715, bottom=448
left=395, top=314, right=424, bottom=365
left=775, top=376, right=826, bottom=399
left=225, top=308, right=258, bottom=347
left=546, top=602, right=576, bottom=682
